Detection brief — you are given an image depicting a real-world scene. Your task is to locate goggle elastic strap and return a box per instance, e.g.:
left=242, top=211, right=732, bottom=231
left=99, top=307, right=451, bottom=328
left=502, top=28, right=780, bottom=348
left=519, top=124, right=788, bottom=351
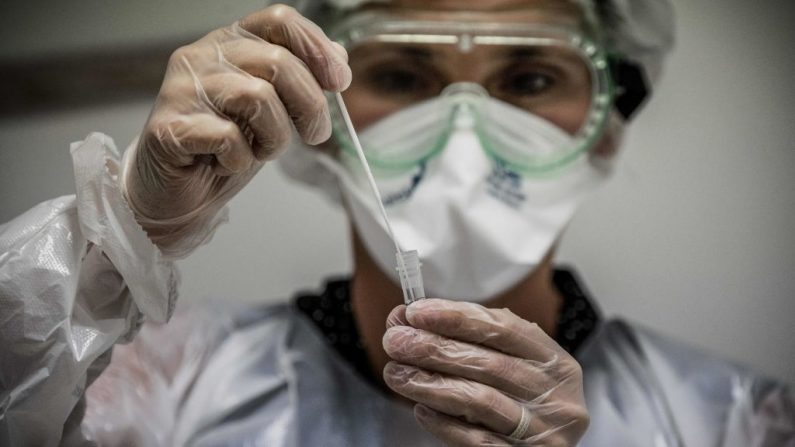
left=609, top=56, right=650, bottom=120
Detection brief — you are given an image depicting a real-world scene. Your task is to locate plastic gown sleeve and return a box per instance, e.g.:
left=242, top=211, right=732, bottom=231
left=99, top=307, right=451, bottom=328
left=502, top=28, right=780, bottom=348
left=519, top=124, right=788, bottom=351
left=79, top=305, right=237, bottom=446
left=0, top=133, right=189, bottom=445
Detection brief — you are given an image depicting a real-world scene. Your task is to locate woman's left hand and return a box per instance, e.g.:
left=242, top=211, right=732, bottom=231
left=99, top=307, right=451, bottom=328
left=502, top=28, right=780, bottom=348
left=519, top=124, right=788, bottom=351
left=382, top=298, right=589, bottom=446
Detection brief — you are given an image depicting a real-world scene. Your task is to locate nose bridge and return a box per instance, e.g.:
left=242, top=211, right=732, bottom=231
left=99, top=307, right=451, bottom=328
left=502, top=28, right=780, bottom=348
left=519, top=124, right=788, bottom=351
left=441, top=42, right=492, bottom=85
left=448, top=69, right=481, bottom=85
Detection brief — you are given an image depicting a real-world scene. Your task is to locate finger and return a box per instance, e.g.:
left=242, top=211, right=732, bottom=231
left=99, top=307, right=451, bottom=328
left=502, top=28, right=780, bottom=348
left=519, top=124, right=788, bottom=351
left=414, top=404, right=510, bottom=447
left=238, top=5, right=352, bottom=91
left=405, top=298, right=561, bottom=361
left=144, top=111, right=254, bottom=176
left=219, top=37, right=331, bottom=145
left=331, top=41, right=349, bottom=62
left=386, top=305, right=408, bottom=329
left=417, top=402, right=587, bottom=447
left=383, top=326, right=558, bottom=400
left=384, top=362, right=520, bottom=435
left=199, top=73, right=292, bottom=160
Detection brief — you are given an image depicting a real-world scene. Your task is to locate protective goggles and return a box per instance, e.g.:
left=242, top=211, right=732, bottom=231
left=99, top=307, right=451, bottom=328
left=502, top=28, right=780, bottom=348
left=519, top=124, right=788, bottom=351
left=327, top=11, right=615, bottom=175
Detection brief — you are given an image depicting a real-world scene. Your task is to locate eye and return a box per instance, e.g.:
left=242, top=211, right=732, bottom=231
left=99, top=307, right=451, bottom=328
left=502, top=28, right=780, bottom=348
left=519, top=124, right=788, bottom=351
left=500, top=70, right=556, bottom=97
left=370, top=69, right=427, bottom=92
left=375, top=69, right=424, bottom=91
left=364, top=65, right=442, bottom=98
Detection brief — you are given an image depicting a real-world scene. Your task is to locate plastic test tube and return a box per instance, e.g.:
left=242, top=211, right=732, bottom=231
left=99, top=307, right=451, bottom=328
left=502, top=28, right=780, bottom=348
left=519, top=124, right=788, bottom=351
left=396, top=250, right=425, bottom=304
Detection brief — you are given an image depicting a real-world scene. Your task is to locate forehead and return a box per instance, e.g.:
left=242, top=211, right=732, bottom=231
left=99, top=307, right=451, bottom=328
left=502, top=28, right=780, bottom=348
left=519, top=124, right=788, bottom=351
left=368, top=0, right=585, bottom=25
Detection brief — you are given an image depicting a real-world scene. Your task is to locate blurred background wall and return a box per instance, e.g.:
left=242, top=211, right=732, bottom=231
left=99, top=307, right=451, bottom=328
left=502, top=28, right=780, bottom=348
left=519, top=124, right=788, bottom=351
left=1, top=0, right=793, bottom=385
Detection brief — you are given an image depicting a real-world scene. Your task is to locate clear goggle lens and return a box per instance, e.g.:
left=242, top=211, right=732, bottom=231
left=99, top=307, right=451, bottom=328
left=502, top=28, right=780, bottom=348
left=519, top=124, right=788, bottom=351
left=329, top=16, right=613, bottom=175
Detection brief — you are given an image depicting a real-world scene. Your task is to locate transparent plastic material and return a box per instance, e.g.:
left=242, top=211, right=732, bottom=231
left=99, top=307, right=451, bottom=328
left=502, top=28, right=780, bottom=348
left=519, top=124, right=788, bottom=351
left=396, top=250, right=426, bottom=304
left=328, top=10, right=614, bottom=175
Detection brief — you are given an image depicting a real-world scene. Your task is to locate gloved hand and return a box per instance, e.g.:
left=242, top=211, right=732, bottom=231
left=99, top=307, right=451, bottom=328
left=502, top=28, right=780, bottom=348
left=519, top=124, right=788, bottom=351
left=121, top=5, right=351, bottom=257
left=382, top=299, right=589, bottom=446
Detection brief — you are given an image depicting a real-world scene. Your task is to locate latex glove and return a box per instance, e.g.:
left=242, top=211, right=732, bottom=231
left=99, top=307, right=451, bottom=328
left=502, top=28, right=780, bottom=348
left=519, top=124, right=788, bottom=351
left=382, top=299, right=589, bottom=446
left=121, top=5, right=351, bottom=257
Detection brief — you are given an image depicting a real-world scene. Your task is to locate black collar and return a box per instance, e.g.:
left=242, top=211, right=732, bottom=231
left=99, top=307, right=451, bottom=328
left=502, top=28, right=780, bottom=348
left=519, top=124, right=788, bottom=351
left=294, top=268, right=600, bottom=387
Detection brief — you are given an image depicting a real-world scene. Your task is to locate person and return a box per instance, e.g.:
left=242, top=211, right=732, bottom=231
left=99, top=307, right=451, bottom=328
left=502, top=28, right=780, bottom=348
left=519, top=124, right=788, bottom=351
left=1, top=0, right=793, bottom=446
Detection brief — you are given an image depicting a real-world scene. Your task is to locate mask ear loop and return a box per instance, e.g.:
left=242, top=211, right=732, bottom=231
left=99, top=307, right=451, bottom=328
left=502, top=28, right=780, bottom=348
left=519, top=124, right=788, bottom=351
left=333, top=93, right=426, bottom=305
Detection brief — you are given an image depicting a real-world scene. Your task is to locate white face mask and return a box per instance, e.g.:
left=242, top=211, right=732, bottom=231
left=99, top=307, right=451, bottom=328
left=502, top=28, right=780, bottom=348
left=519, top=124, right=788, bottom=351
left=308, top=90, right=613, bottom=302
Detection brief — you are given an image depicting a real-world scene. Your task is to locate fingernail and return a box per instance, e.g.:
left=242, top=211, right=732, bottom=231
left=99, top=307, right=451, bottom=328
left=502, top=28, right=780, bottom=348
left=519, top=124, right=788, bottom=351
left=405, top=299, right=440, bottom=323
left=331, top=65, right=352, bottom=91
left=383, top=363, right=417, bottom=387
left=382, top=326, right=417, bottom=355
left=405, top=299, right=430, bottom=314
left=383, top=326, right=412, bottom=343
left=303, top=116, right=332, bottom=146
left=383, top=362, right=409, bottom=377
left=331, top=41, right=349, bottom=62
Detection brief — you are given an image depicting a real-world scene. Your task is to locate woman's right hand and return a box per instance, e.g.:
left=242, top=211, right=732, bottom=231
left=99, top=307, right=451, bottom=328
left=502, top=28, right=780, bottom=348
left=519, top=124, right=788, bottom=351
left=122, top=4, right=351, bottom=257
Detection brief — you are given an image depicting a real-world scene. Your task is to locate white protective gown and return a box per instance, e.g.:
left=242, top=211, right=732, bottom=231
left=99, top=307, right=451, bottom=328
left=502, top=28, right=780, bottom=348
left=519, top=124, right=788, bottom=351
left=1, top=134, right=793, bottom=447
